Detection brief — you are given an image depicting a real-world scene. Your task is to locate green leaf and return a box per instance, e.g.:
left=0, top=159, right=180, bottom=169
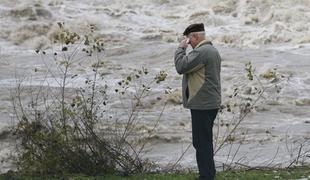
left=84, top=35, right=90, bottom=45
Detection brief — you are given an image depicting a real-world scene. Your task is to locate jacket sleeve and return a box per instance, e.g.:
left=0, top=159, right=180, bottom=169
left=174, top=47, right=203, bottom=74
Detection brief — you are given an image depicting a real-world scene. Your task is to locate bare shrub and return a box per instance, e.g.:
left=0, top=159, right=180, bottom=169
left=11, top=22, right=167, bottom=176
left=214, top=62, right=289, bottom=170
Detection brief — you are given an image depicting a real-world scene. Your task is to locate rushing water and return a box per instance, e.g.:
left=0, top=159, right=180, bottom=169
left=0, top=0, right=309, bottom=172
left=0, top=0, right=310, bottom=51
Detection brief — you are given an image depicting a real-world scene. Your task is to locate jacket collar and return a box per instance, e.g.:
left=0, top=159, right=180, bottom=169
left=195, top=40, right=213, bottom=49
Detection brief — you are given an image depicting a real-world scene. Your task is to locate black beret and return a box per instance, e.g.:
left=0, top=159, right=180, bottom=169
left=183, top=23, right=205, bottom=36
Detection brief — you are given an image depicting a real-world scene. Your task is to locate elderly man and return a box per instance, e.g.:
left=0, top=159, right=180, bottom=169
left=174, top=23, right=221, bottom=180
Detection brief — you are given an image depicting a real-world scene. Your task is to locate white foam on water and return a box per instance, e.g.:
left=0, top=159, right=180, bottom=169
left=0, top=0, right=309, bottom=54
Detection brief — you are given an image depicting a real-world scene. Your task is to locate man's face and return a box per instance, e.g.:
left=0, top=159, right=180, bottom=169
left=186, top=33, right=198, bottom=48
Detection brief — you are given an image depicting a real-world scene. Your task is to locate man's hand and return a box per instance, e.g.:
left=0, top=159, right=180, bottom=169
left=179, top=38, right=189, bottom=49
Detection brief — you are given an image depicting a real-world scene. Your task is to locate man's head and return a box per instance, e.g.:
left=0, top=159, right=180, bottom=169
left=183, top=23, right=206, bottom=48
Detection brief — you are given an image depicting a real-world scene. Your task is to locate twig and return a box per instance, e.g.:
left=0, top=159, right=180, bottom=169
left=167, top=142, right=192, bottom=172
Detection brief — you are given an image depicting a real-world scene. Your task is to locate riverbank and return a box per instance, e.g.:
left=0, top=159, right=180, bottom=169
left=1, top=166, right=309, bottom=180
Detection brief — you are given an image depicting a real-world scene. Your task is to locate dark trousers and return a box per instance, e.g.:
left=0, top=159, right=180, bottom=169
left=191, top=109, right=218, bottom=180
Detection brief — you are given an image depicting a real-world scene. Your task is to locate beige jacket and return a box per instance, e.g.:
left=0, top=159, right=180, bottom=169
left=174, top=41, right=221, bottom=110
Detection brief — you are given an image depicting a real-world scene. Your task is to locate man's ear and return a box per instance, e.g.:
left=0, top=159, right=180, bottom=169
left=193, top=33, right=198, bottom=40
